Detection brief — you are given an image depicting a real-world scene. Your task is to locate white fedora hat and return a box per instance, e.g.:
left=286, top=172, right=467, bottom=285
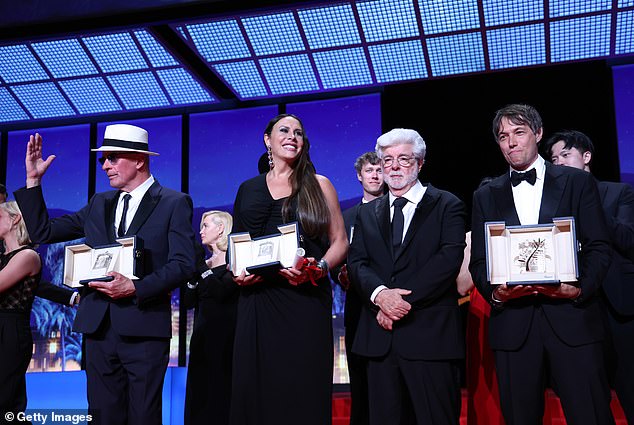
left=92, top=124, right=159, bottom=156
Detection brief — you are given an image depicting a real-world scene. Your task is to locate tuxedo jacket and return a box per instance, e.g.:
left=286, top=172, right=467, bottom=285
left=348, top=184, right=466, bottom=360
left=15, top=182, right=196, bottom=338
left=342, top=203, right=362, bottom=331
left=469, top=163, right=612, bottom=351
left=597, top=180, right=634, bottom=316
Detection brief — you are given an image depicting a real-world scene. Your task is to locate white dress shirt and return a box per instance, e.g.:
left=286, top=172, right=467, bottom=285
left=511, top=156, right=545, bottom=226
left=114, top=175, right=155, bottom=237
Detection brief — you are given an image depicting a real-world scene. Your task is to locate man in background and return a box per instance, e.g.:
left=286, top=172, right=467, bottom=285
left=543, top=130, right=634, bottom=424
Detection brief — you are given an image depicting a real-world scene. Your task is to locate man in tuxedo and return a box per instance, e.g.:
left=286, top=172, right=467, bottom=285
left=543, top=130, right=634, bottom=424
left=470, top=104, right=615, bottom=425
left=15, top=124, right=196, bottom=424
left=338, top=151, right=384, bottom=425
left=348, top=129, right=466, bottom=425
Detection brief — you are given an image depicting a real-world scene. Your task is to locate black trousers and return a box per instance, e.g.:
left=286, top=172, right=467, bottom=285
left=85, top=312, right=169, bottom=425
left=0, top=311, right=32, bottom=421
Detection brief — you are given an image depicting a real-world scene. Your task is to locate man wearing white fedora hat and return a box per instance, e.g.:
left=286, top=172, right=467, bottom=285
left=15, top=124, right=197, bottom=424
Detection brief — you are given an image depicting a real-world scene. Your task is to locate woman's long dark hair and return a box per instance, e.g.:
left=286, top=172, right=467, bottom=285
left=264, top=114, right=330, bottom=238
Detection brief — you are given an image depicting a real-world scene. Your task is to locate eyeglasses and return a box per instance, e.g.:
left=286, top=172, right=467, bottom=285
left=381, top=155, right=417, bottom=168
left=98, top=154, right=120, bottom=165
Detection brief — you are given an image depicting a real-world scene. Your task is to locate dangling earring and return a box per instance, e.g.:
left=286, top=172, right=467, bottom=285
left=267, top=145, right=274, bottom=169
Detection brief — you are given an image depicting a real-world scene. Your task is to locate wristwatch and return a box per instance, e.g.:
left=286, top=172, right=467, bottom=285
left=316, top=258, right=329, bottom=277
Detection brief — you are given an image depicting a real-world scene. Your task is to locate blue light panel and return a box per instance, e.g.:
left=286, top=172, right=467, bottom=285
left=368, top=40, right=427, bottom=83
left=418, top=0, right=480, bottom=35
left=313, top=48, right=372, bottom=89
left=187, top=20, right=250, bottom=62
left=616, top=11, right=634, bottom=54
left=107, top=72, right=169, bottom=109
left=242, top=13, right=305, bottom=56
left=550, top=14, right=611, bottom=62
left=259, top=54, right=319, bottom=95
left=59, top=78, right=122, bottom=114
left=32, top=39, right=98, bottom=78
left=156, top=68, right=215, bottom=104
left=549, top=0, right=612, bottom=18
left=483, top=0, right=543, bottom=26
left=82, top=33, right=148, bottom=73
left=0, top=87, right=29, bottom=122
left=356, top=0, right=419, bottom=42
left=0, top=45, right=48, bottom=83
left=175, top=26, right=188, bottom=40
left=298, top=5, right=361, bottom=49
left=134, top=30, right=179, bottom=67
left=619, top=0, right=634, bottom=6
left=427, top=32, right=485, bottom=76
left=213, top=61, right=268, bottom=98
left=487, top=24, right=545, bottom=69
left=11, top=82, right=75, bottom=119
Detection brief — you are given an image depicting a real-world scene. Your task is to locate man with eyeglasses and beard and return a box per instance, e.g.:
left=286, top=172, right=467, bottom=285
left=347, top=129, right=466, bottom=425
left=14, top=124, right=196, bottom=424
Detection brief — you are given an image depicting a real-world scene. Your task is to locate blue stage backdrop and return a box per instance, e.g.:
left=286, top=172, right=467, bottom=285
left=612, top=64, right=634, bottom=186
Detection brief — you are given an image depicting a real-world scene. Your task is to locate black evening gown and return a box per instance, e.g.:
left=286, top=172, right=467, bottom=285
left=230, top=174, right=333, bottom=425
left=184, top=251, right=239, bottom=425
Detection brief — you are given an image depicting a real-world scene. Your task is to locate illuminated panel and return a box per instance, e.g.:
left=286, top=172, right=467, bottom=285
left=259, top=54, right=319, bottom=95
left=313, top=48, right=372, bottom=89
left=356, top=0, right=419, bottom=42
left=616, top=10, right=634, bottom=54
left=487, top=24, right=545, bottom=69
left=368, top=40, right=427, bottom=82
left=242, top=13, right=305, bottom=56
left=0, top=45, right=48, bottom=83
left=59, top=78, right=122, bottom=114
left=175, top=26, right=188, bottom=40
left=11, top=82, right=75, bottom=119
left=0, top=87, right=29, bottom=121
left=418, top=0, right=480, bottom=35
left=550, top=14, right=611, bottom=62
left=483, top=0, right=544, bottom=26
left=427, top=32, right=485, bottom=76
left=298, top=4, right=361, bottom=48
left=32, top=39, right=98, bottom=78
left=134, top=30, right=179, bottom=67
left=549, top=0, right=611, bottom=18
left=186, top=20, right=250, bottom=62
left=156, top=68, right=216, bottom=104
left=107, top=72, right=169, bottom=108
left=82, top=33, right=147, bottom=72
left=619, top=0, right=634, bottom=6
left=212, top=61, right=268, bottom=98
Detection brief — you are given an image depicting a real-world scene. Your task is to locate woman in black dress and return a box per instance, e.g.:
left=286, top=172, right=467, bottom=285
left=230, top=114, right=348, bottom=425
left=184, top=210, right=238, bottom=425
left=0, top=201, right=41, bottom=418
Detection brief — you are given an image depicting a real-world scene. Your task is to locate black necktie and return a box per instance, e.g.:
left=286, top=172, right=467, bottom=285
left=392, top=197, right=408, bottom=252
left=118, top=193, right=132, bottom=237
left=510, top=168, right=537, bottom=187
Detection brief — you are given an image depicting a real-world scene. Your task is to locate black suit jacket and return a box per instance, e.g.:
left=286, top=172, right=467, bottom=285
left=342, top=203, right=362, bottom=331
left=348, top=184, right=466, bottom=360
left=15, top=181, right=196, bottom=338
left=470, top=162, right=612, bottom=350
left=597, top=180, right=634, bottom=316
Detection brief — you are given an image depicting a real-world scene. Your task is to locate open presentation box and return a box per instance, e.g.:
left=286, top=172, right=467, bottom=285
left=485, top=217, right=578, bottom=286
left=228, top=222, right=302, bottom=276
left=63, top=236, right=142, bottom=288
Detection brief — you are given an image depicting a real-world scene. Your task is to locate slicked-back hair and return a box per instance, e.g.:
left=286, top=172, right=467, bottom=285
left=542, top=130, right=595, bottom=165
left=375, top=128, right=426, bottom=161
left=353, top=151, right=380, bottom=174
left=200, top=210, right=233, bottom=252
left=263, top=114, right=329, bottom=238
left=492, top=104, right=543, bottom=142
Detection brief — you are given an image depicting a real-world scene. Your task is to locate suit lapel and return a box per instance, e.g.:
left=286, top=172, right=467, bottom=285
left=374, top=195, right=392, bottom=259
left=491, top=175, right=521, bottom=226
left=123, top=181, right=162, bottom=237
left=395, top=185, right=439, bottom=261
left=538, top=163, right=565, bottom=223
left=105, top=192, right=119, bottom=243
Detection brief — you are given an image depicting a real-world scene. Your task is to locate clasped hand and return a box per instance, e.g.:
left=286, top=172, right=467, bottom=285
left=375, top=288, right=412, bottom=331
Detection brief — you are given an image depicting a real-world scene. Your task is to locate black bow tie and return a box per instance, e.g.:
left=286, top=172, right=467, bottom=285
left=510, top=168, right=537, bottom=187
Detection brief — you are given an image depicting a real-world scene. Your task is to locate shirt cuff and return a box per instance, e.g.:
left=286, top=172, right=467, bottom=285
left=370, top=285, right=388, bottom=304
left=69, top=292, right=80, bottom=306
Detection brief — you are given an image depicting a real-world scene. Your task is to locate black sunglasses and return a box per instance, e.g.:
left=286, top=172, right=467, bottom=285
left=98, top=153, right=120, bottom=165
